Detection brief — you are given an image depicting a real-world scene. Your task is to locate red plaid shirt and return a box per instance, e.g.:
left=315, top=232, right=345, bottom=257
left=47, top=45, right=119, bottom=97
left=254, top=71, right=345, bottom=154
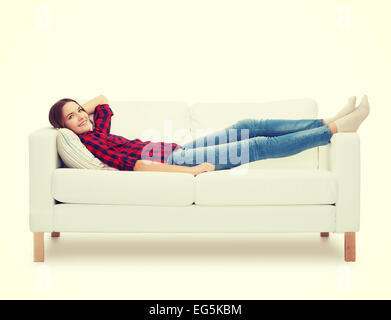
left=78, top=104, right=182, bottom=171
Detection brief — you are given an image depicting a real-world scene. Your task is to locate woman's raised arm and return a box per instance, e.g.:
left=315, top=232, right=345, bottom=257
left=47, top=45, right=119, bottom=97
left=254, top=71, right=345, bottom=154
left=82, top=95, right=109, bottom=115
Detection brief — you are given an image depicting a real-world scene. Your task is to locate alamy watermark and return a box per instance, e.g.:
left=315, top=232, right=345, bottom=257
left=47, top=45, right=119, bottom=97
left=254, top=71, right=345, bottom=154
left=336, top=265, right=351, bottom=290
left=337, top=4, right=352, bottom=30
left=36, top=4, right=51, bottom=30
left=138, top=121, right=251, bottom=168
left=35, top=265, right=51, bottom=289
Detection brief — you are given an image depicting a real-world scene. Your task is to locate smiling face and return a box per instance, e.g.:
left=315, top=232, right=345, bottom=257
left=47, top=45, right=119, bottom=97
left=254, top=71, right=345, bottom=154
left=62, top=101, right=93, bottom=135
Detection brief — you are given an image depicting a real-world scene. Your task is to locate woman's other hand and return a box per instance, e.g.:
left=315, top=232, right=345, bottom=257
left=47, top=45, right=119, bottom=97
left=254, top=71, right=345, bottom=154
left=192, top=162, right=215, bottom=176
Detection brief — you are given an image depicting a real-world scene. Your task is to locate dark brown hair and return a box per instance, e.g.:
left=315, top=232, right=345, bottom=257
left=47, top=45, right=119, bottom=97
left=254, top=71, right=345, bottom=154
left=48, top=98, right=93, bottom=129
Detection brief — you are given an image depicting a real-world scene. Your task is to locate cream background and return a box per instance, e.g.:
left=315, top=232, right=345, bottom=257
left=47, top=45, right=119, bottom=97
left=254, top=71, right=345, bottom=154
left=0, top=0, right=389, bottom=299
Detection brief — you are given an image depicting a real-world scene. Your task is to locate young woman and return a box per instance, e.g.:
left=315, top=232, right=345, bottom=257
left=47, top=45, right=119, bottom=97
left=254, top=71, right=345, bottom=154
left=48, top=95, right=370, bottom=176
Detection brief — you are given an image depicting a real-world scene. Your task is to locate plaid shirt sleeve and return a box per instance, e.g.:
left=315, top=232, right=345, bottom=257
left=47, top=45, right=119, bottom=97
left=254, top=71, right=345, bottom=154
left=83, top=137, right=139, bottom=171
left=93, top=104, right=113, bottom=135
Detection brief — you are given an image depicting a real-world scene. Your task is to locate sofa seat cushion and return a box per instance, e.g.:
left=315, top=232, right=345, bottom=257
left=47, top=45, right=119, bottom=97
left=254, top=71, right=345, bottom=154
left=195, top=168, right=337, bottom=205
left=51, top=168, right=194, bottom=206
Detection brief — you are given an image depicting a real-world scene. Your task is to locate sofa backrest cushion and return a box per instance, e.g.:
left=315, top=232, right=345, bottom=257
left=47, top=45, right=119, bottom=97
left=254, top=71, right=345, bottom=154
left=56, top=128, right=119, bottom=170
left=189, top=99, right=319, bottom=169
left=100, top=101, right=193, bottom=146
left=74, top=98, right=320, bottom=170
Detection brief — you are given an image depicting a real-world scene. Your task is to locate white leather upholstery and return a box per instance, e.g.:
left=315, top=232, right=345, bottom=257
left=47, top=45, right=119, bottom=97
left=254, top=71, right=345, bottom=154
left=194, top=168, right=337, bottom=206
left=190, top=99, right=319, bottom=130
left=29, top=127, right=62, bottom=231
left=52, top=168, right=194, bottom=206
left=53, top=204, right=335, bottom=233
left=329, top=133, right=360, bottom=232
left=29, top=99, right=360, bottom=234
left=51, top=168, right=337, bottom=207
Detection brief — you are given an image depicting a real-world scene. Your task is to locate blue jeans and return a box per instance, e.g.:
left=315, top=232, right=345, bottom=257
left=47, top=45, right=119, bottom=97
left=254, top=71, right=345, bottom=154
left=166, top=118, right=332, bottom=170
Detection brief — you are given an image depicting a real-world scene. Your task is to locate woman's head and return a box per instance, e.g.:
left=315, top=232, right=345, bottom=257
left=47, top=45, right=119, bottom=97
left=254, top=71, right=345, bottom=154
left=49, top=98, right=93, bottom=135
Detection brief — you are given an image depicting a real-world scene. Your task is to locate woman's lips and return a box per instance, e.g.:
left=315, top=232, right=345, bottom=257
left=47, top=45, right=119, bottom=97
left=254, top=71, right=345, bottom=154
left=79, top=120, right=87, bottom=126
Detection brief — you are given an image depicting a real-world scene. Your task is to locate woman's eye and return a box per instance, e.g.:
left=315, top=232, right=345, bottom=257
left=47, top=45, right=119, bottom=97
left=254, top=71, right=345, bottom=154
left=69, top=109, right=82, bottom=119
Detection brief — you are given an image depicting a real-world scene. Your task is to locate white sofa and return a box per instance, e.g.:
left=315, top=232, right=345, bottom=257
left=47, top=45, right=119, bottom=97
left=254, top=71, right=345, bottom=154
left=29, top=99, right=360, bottom=262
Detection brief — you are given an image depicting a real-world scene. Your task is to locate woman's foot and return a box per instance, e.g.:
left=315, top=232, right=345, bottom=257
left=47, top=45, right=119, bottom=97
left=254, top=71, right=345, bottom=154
left=333, top=95, right=370, bottom=132
left=324, top=96, right=356, bottom=125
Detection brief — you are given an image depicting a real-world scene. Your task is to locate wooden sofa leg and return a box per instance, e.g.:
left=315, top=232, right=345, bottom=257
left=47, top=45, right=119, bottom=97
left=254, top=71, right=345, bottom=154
left=344, top=232, right=356, bottom=262
left=33, top=232, right=44, bottom=262
left=51, top=232, right=60, bottom=237
left=320, top=232, right=329, bottom=237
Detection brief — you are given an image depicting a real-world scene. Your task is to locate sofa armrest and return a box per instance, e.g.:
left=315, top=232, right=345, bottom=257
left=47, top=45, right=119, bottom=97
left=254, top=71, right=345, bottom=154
left=29, top=127, right=62, bottom=232
left=329, top=132, right=360, bottom=232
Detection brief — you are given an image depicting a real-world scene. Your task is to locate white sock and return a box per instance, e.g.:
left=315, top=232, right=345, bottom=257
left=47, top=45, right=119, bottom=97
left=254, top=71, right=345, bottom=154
left=334, top=95, right=370, bottom=132
left=324, top=96, right=356, bottom=124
